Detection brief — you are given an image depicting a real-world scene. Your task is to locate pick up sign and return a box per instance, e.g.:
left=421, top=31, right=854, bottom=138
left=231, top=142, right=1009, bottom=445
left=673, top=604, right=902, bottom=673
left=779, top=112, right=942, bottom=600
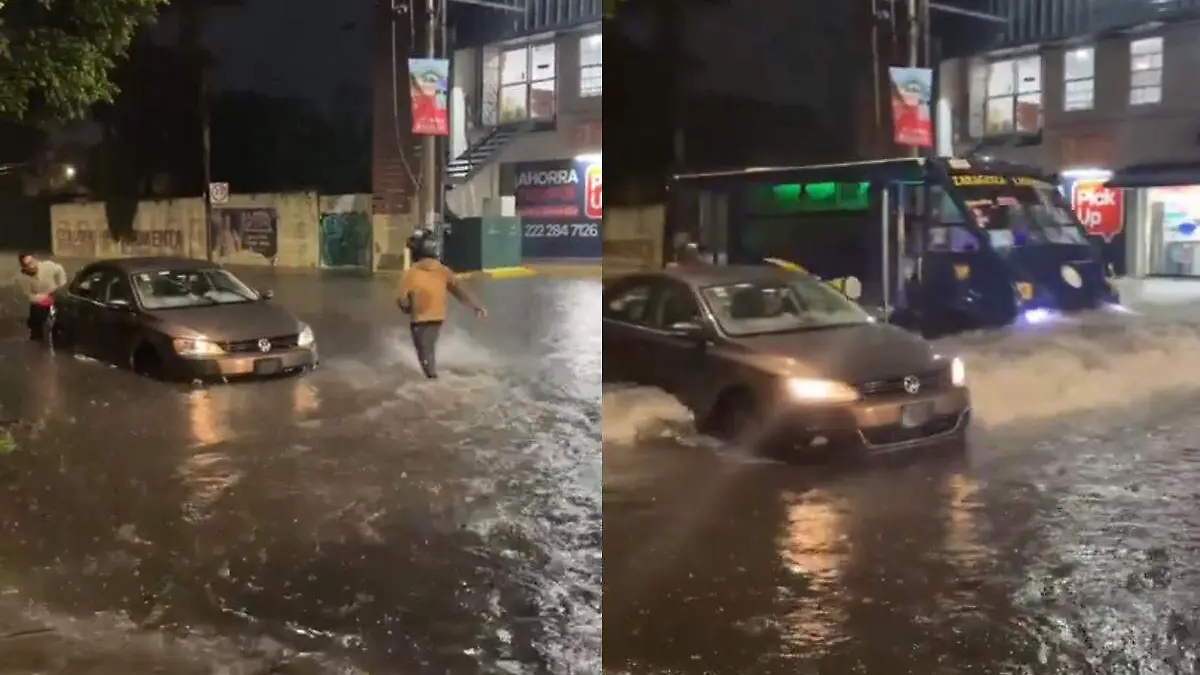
left=1071, top=180, right=1123, bottom=243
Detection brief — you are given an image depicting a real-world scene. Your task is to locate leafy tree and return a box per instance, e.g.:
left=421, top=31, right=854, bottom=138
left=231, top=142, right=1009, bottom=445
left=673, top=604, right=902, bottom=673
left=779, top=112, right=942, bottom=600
left=0, top=0, right=167, bottom=124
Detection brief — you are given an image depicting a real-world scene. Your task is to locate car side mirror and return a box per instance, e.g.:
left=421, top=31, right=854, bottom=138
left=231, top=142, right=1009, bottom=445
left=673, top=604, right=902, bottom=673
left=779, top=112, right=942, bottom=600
left=108, top=298, right=134, bottom=311
left=260, top=289, right=275, bottom=300
left=666, top=320, right=705, bottom=339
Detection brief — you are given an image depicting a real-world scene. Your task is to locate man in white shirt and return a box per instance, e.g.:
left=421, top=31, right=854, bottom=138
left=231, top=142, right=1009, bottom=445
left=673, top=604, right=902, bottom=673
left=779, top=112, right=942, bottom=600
left=16, top=252, right=67, bottom=342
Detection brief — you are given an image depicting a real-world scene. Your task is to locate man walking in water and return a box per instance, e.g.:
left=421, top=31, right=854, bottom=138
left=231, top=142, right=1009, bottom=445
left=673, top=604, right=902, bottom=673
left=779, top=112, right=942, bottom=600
left=396, top=230, right=487, bottom=379
left=16, top=252, right=67, bottom=342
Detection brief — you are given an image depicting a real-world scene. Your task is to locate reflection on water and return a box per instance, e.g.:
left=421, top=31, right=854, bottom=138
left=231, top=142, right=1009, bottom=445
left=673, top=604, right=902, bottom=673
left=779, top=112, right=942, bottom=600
left=187, top=390, right=231, bottom=447
left=292, top=378, right=321, bottom=416
left=777, top=490, right=848, bottom=653
left=0, top=275, right=602, bottom=675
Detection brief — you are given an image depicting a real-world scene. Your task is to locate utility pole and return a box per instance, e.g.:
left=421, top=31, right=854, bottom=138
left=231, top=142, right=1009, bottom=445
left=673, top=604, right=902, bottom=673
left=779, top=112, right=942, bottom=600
left=420, top=0, right=440, bottom=233
left=907, top=0, right=921, bottom=159
left=201, top=66, right=213, bottom=261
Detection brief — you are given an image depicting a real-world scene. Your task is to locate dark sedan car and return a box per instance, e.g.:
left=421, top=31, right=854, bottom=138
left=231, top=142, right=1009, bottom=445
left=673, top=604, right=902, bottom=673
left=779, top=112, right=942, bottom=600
left=603, top=266, right=971, bottom=456
left=46, top=257, right=318, bottom=380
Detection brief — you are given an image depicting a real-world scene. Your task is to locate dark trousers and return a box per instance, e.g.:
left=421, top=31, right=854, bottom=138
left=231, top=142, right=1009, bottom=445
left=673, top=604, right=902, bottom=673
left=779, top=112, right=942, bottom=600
left=27, top=304, right=49, bottom=342
left=411, top=321, right=442, bottom=379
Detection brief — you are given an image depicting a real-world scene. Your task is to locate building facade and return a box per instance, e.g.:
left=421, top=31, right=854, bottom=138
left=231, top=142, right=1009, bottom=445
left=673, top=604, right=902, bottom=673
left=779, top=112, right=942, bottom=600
left=446, top=4, right=602, bottom=259
left=939, top=0, right=1200, bottom=278
left=370, top=0, right=601, bottom=263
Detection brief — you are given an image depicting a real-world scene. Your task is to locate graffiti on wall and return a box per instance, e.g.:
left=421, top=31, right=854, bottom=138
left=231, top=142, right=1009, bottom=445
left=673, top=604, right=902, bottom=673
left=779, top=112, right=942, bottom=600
left=54, top=221, right=188, bottom=258
left=210, top=208, right=278, bottom=258
left=319, top=211, right=371, bottom=268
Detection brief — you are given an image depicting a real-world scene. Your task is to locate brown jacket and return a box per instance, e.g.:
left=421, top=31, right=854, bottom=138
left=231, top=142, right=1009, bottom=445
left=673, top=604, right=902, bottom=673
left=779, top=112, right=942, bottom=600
left=396, top=258, right=461, bottom=323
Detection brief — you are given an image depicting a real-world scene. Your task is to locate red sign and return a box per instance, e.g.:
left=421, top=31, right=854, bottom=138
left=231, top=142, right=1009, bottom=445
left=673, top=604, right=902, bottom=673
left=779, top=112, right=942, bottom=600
left=1071, top=180, right=1124, bottom=242
left=584, top=164, right=602, bottom=219
left=891, top=98, right=932, bottom=148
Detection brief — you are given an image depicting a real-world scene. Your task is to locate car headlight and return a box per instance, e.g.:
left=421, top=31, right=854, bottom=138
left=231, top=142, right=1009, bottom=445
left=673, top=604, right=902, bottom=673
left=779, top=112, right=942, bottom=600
left=785, top=377, right=859, bottom=403
left=297, top=323, right=315, bottom=347
left=172, top=337, right=225, bottom=356
left=950, top=356, right=967, bottom=387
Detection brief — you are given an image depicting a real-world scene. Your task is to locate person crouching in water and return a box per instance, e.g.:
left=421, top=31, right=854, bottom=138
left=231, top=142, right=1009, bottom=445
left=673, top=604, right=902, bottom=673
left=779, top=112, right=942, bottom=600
left=17, top=252, right=67, bottom=342
left=395, top=230, right=487, bottom=379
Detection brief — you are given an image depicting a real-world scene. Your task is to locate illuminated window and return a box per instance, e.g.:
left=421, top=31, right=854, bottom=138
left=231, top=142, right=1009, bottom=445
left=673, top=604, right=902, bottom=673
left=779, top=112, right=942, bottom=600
left=985, top=56, right=1042, bottom=135
left=756, top=182, right=871, bottom=214
left=498, top=43, right=557, bottom=123
left=580, top=34, right=602, bottom=97
left=1130, top=37, right=1163, bottom=106
left=1063, top=47, right=1094, bottom=111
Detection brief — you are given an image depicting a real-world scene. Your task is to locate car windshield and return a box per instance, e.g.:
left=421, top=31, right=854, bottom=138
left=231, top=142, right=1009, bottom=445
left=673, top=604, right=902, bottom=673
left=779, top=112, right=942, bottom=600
left=938, top=176, right=1088, bottom=250
left=132, top=268, right=259, bottom=310
left=701, top=277, right=872, bottom=337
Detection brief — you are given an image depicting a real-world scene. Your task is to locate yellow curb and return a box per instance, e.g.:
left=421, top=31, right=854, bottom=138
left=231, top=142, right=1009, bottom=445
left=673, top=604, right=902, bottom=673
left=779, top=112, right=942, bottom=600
left=481, top=266, right=538, bottom=279
left=524, top=264, right=603, bottom=278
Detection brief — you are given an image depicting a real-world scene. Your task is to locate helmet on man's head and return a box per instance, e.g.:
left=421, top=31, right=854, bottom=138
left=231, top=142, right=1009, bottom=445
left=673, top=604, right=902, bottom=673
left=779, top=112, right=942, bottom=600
left=407, top=228, right=440, bottom=261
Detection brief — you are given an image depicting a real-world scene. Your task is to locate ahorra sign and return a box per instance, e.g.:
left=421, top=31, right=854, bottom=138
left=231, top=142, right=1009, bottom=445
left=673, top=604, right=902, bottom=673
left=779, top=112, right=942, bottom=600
left=1071, top=180, right=1124, bottom=243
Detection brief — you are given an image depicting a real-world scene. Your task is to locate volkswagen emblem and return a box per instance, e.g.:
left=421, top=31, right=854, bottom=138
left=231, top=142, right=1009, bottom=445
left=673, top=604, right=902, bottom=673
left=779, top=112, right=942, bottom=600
left=902, top=375, right=921, bottom=395
left=257, top=338, right=272, bottom=353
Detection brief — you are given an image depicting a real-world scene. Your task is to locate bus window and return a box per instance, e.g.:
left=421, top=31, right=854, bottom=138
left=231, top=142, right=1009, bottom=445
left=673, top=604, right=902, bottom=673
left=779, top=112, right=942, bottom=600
left=928, top=226, right=981, bottom=253
left=947, top=175, right=1088, bottom=248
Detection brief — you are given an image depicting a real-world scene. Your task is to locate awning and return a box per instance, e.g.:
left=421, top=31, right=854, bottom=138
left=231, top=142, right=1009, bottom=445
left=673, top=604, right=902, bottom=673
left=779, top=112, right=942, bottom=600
left=1105, top=161, right=1200, bottom=188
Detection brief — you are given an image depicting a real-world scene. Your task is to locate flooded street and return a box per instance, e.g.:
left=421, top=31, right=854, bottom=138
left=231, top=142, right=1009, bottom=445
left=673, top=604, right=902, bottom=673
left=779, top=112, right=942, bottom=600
left=0, top=272, right=601, bottom=674
left=604, top=309, right=1200, bottom=675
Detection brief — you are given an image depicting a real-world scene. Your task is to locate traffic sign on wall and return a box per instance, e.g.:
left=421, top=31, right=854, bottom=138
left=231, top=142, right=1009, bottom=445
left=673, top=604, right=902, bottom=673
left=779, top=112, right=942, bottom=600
left=209, top=182, right=230, bottom=205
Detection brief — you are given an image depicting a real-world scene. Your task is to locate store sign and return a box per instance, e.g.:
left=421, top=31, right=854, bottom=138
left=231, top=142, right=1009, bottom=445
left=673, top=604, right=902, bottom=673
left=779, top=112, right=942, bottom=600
left=512, top=159, right=602, bottom=259
left=1071, top=180, right=1124, bottom=243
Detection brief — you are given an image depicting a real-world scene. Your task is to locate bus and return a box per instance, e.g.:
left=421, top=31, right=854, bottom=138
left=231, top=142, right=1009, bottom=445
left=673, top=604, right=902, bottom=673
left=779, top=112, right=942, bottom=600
left=667, top=156, right=1120, bottom=336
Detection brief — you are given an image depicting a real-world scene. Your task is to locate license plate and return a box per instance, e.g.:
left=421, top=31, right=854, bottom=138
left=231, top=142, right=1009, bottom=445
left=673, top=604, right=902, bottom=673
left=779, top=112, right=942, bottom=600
left=900, top=402, right=935, bottom=428
left=253, top=358, right=283, bottom=375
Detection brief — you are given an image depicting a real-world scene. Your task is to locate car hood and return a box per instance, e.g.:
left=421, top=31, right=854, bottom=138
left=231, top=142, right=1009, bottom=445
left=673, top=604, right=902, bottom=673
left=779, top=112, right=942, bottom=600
left=732, top=323, right=943, bottom=383
left=147, top=302, right=301, bottom=341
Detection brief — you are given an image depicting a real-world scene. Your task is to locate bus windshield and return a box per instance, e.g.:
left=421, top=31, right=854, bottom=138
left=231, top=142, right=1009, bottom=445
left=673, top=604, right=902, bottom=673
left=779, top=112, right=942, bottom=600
left=937, top=174, right=1088, bottom=250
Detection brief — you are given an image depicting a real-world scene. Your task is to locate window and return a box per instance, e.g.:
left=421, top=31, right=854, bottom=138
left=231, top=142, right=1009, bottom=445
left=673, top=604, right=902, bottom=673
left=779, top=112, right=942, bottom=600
left=132, top=268, right=259, bottom=310
left=652, top=283, right=700, bottom=329
left=984, top=56, right=1042, bottom=135
left=1063, top=47, right=1095, bottom=111
left=1130, top=37, right=1163, bottom=105
left=106, top=275, right=135, bottom=304
left=498, top=43, right=557, bottom=123
left=603, top=282, right=653, bottom=324
left=529, top=43, right=556, bottom=119
left=499, top=48, right=529, bottom=122
left=701, top=279, right=870, bottom=337
left=70, top=267, right=109, bottom=301
left=580, top=34, right=602, bottom=97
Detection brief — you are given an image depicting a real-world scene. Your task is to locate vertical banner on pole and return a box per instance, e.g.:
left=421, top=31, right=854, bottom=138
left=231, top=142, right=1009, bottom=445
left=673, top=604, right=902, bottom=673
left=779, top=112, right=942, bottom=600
left=888, top=67, right=934, bottom=148
left=408, top=58, right=450, bottom=136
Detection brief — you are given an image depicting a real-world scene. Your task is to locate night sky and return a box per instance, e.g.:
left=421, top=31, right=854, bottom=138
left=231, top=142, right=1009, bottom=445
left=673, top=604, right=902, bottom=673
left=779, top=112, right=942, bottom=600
left=187, top=0, right=371, bottom=112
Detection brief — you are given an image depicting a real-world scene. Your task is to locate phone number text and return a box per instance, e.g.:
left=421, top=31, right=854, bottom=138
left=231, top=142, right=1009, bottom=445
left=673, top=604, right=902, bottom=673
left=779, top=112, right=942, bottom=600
left=524, top=223, right=600, bottom=238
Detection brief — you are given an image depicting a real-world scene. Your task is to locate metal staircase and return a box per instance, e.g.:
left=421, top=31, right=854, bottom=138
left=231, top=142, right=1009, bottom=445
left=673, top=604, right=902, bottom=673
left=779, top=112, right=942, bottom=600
left=445, top=123, right=530, bottom=186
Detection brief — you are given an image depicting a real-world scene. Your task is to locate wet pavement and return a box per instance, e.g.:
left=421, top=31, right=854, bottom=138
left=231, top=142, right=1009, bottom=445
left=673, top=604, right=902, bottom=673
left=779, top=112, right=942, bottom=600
left=0, top=271, right=601, bottom=674
left=603, top=309, right=1200, bottom=675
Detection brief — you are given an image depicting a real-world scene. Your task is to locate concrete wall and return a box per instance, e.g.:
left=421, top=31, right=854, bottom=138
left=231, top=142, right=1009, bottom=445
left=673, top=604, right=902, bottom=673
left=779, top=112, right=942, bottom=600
left=603, top=205, right=664, bottom=273
left=51, top=193, right=373, bottom=269
left=942, top=20, right=1200, bottom=170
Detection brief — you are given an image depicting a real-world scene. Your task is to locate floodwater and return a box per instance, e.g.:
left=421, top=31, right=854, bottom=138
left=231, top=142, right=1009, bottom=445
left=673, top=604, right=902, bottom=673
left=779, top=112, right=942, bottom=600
left=604, top=308, right=1200, bottom=675
left=0, top=273, right=601, bottom=674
